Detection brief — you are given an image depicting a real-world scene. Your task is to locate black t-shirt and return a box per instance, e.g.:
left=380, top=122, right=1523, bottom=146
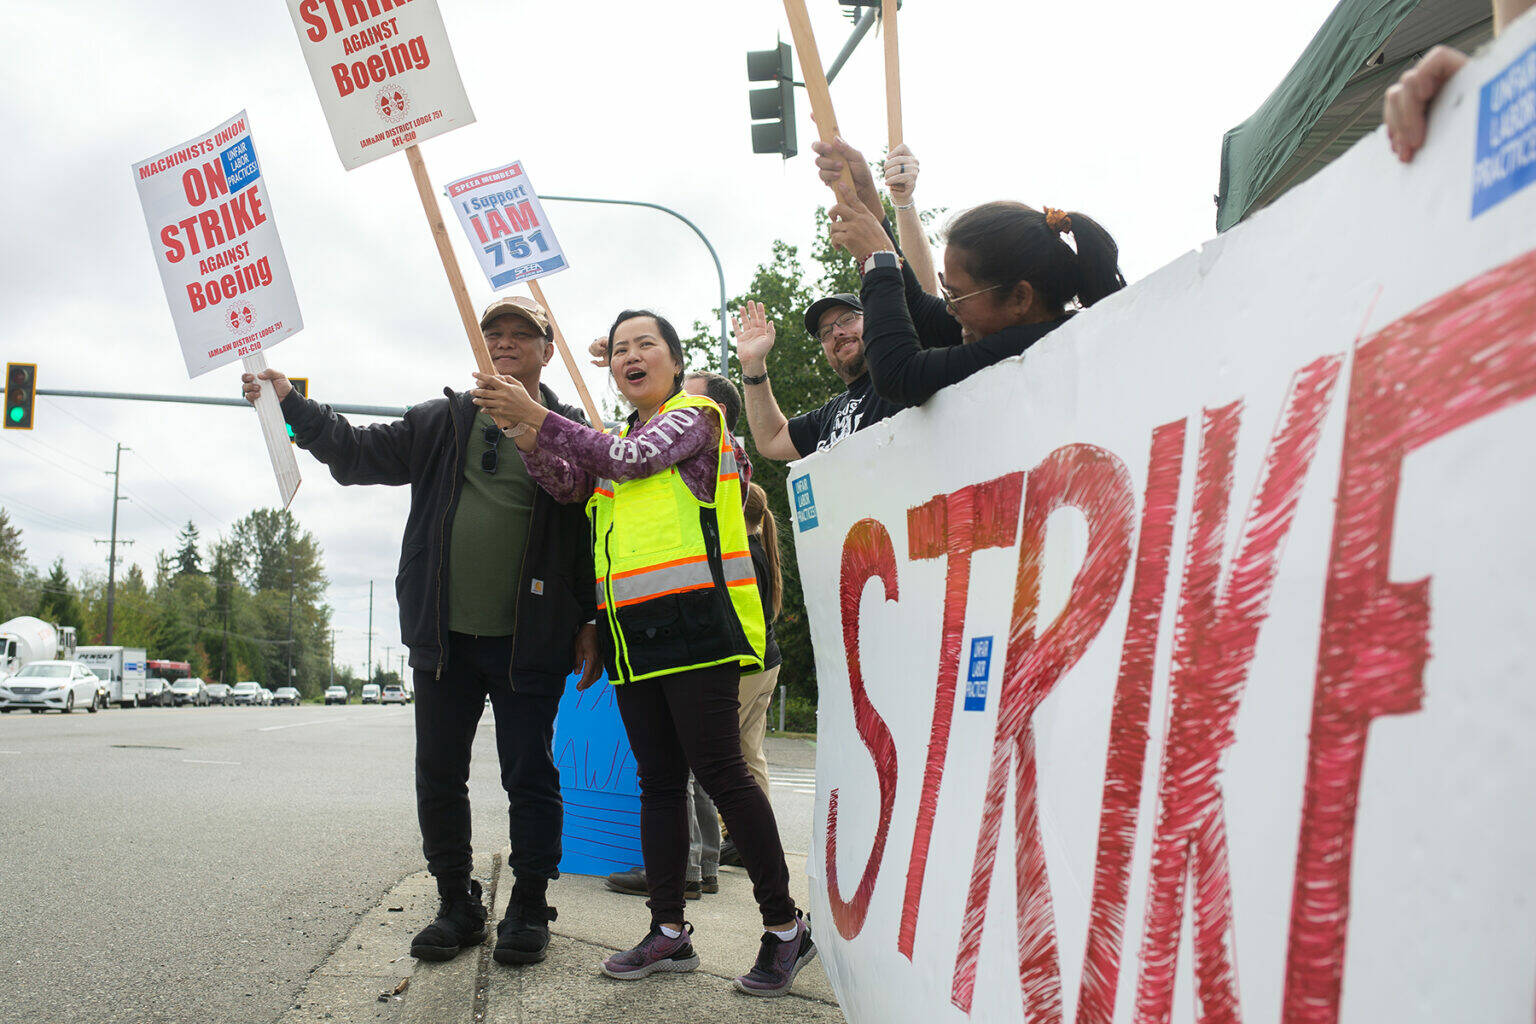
left=785, top=373, right=902, bottom=456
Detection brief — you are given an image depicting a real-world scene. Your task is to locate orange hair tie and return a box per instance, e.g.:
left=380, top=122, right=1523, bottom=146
left=1043, top=207, right=1073, bottom=236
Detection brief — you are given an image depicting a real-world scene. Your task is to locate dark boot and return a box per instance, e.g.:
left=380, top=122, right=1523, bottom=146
left=410, top=878, right=488, bottom=962
left=494, top=880, right=557, bottom=965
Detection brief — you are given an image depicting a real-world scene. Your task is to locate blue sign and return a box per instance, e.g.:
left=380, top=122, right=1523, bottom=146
left=792, top=474, right=819, bottom=532
left=220, top=137, right=260, bottom=193
left=551, top=671, right=641, bottom=876
left=1473, top=40, right=1536, bottom=217
left=964, top=636, right=993, bottom=712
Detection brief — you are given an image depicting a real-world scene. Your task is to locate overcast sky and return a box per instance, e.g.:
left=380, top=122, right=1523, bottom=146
left=0, top=0, right=1341, bottom=675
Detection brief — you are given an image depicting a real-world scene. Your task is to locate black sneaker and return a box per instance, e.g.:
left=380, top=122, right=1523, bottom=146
left=735, top=911, right=816, bottom=997
left=604, top=867, right=647, bottom=897
left=410, top=879, right=488, bottom=962
left=494, top=885, right=558, bottom=965
left=700, top=875, right=719, bottom=894
left=719, top=839, right=743, bottom=867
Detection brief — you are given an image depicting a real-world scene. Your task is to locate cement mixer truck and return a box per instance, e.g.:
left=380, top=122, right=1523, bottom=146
left=0, top=616, right=78, bottom=681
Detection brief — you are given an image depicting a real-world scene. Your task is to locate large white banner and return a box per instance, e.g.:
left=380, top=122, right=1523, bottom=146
left=132, top=110, right=303, bottom=379
left=285, top=0, right=475, bottom=170
left=794, top=19, right=1536, bottom=1024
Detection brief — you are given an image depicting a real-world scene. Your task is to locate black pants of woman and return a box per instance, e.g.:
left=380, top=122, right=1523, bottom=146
left=615, top=662, right=796, bottom=928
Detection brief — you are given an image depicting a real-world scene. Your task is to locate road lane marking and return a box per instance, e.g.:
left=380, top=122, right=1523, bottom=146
left=183, top=759, right=240, bottom=766
left=258, top=718, right=337, bottom=732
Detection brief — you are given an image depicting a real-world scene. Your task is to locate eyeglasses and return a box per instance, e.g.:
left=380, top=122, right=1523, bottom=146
left=481, top=423, right=501, bottom=475
left=816, top=311, right=863, bottom=343
left=939, top=278, right=1007, bottom=315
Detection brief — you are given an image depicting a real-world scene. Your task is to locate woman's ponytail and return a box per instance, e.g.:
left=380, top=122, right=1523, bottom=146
left=1064, top=211, right=1126, bottom=308
left=744, top=483, right=782, bottom=620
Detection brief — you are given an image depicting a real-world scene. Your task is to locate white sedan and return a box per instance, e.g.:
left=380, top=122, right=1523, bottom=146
left=0, top=661, right=104, bottom=714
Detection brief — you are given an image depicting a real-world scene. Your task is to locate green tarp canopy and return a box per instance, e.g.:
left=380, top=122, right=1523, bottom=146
left=1217, top=0, right=1493, bottom=231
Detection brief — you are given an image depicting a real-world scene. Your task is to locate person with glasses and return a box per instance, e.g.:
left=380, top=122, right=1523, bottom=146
left=731, top=292, right=907, bottom=461
left=812, top=138, right=1127, bottom=408
left=470, top=309, right=817, bottom=998
left=240, top=294, right=600, bottom=970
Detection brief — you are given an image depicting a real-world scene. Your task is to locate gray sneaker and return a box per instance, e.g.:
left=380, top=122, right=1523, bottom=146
left=734, top=912, right=816, bottom=997
left=601, top=924, right=701, bottom=980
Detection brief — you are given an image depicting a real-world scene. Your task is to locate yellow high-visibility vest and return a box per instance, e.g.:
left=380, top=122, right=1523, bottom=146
left=587, top=391, right=766, bottom=684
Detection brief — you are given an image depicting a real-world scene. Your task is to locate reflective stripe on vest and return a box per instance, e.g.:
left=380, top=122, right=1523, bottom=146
left=595, top=550, right=754, bottom=610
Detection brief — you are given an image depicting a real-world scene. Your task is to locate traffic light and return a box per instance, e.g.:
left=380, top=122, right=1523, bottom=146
left=286, top=377, right=308, bottom=443
left=747, top=42, right=797, bottom=159
left=4, top=363, right=36, bottom=430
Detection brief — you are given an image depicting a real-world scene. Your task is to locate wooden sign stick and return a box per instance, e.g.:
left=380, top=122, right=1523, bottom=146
left=527, top=279, right=607, bottom=432
left=883, top=0, right=903, bottom=148
left=780, top=0, right=854, bottom=191
left=404, top=144, right=496, bottom=378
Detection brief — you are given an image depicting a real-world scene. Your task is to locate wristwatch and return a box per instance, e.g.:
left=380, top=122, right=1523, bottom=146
left=742, top=371, right=769, bottom=386
left=862, top=250, right=901, bottom=275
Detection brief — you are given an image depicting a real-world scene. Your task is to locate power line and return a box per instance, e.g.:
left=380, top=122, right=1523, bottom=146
left=0, top=494, right=98, bottom=536
left=0, top=435, right=114, bottom=493
left=131, top=450, right=225, bottom=527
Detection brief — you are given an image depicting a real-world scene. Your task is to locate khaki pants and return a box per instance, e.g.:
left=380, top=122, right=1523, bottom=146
left=737, top=664, right=781, bottom=796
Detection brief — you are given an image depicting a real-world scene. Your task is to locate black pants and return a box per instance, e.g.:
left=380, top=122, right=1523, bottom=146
left=414, top=633, right=562, bottom=899
left=615, top=662, right=795, bottom=928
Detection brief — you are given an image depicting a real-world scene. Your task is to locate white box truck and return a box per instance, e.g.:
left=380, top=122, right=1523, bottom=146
left=76, top=646, right=148, bottom=708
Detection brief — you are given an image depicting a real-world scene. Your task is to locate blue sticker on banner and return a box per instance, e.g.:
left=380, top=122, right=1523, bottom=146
left=964, top=636, right=993, bottom=711
left=1473, top=40, right=1536, bottom=217
left=221, top=138, right=260, bottom=193
left=792, top=475, right=818, bottom=531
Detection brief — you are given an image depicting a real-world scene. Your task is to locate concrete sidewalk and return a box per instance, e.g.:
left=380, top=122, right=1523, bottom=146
left=278, top=848, right=844, bottom=1024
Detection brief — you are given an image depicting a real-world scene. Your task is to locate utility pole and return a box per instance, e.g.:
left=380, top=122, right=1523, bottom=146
left=382, top=644, right=393, bottom=683
left=329, top=628, right=337, bottom=687
left=103, top=442, right=130, bottom=643
left=366, top=580, right=373, bottom=683
left=285, top=523, right=296, bottom=688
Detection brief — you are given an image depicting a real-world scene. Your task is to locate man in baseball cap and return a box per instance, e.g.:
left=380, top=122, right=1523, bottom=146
left=241, top=294, right=598, bottom=969
left=733, top=291, right=903, bottom=460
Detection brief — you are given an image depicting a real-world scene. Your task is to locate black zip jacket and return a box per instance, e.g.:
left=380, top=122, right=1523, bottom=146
left=279, top=383, right=596, bottom=695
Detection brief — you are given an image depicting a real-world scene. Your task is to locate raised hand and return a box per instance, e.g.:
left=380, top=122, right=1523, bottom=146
left=587, top=336, right=609, bottom=367
left=884, top=143, right=920, bottom=206
left=812, top=137, right=883, bottom=220
left=732, top=301, right=776, bottom=376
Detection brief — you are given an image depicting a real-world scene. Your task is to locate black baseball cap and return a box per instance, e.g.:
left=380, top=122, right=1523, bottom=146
left=803, top=293, right=863, bottom=336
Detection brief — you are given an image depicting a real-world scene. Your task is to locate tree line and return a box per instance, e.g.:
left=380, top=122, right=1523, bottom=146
left=0, top=507, right=337, bottom=697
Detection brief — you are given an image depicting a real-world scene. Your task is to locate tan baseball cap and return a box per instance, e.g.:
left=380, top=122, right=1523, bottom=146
left=479, top=295, right=550, bottom=334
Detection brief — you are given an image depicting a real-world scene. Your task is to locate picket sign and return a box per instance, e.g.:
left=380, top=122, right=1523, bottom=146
left=131, top=110, right=302, bottom=507
left=793, top=16, right=1536, bottom=1024
left=781, top=0, right=852, bottom=189
left=883, top=0, right=902, bottom=148
left=441, top=159, right=604, bottom=430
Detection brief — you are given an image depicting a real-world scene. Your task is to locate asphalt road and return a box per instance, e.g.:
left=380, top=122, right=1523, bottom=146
left=0, top=702, right=818, bottom=1024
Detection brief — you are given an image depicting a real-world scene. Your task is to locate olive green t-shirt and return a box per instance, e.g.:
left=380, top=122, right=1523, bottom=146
left=448, top=411, right=536, bottom=635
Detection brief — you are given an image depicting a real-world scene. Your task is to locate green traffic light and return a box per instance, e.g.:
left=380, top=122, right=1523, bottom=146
left=7, top=407, right=21, bottom=423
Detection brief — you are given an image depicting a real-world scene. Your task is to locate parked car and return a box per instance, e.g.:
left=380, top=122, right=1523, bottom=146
left=204, top=682, right=232, bottom=705
left=0, top=660, right=104, bottom=713
left=230, top=681, right=264, bottom=706
left=143, top=676, right=176, bottom=707
left=381, top=684, right=407, bottom=705
left=361, top=683, right=381, bottom=704
left=257, top=687, right=274, bottom=706
left=323, top=685, right=348, bottom=705
left=170, top=677, right=210, bottom=707
left=272, top=686, right=300, bottom=706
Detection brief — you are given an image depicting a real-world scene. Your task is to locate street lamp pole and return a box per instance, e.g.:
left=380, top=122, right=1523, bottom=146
left=541, top=195, right=731, bottom=374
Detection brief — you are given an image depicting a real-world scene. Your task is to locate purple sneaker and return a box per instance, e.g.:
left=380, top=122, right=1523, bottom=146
left=601, top=924, right=701, bottom=980
left=734, top=913, right=817, bottom=997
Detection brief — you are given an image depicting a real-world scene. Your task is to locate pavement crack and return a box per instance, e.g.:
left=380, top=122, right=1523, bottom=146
left=472, top=851, right=501, bottom=1021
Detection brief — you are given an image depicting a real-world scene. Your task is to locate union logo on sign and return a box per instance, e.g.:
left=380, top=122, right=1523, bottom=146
left=376, top=85, right=411, bottom=123
left=224, top=303, right=256, bottom=334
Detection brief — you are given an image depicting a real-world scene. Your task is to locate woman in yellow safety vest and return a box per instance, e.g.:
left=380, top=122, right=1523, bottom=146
left=470, top=309, right=816, bottom=997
